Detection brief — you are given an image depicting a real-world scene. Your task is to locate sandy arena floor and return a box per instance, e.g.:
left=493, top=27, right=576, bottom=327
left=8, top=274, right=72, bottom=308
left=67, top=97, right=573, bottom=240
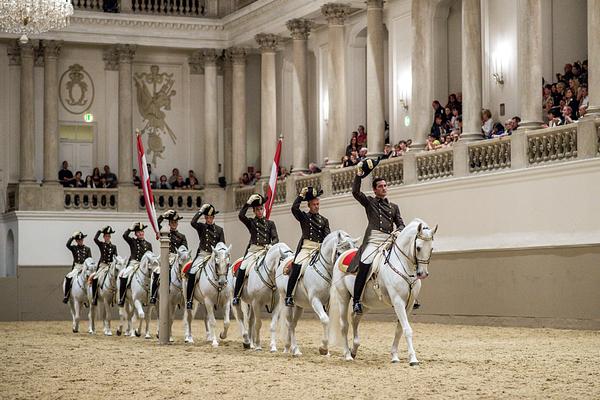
left=0, top=319, right=598, bottom=399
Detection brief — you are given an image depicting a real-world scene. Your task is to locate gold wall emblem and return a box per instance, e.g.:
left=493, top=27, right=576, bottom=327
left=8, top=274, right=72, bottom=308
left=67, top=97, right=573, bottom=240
left=59, top=64, right=95, bottom=115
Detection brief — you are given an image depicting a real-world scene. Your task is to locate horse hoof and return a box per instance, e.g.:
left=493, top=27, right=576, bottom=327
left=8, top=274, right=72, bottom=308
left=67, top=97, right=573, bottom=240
left=242, top=342, right=251, bottom=349
left=350, top=351, right=357, bottom=359
left=345, top=354, right=354, bottom=361
left=144, top=334, right=152, bottom=339
left=254, top=347, right=262, bottom=352
left=270, top=347, right=277, bottom=353
left=319, top=347, right=328, bottom=356
left=169, top=337, right=175, bottom=343
left=134, top=329, right=141, bottom=337
left=293, top=350, right=302, bottom=357
left=212, top=342, right=219, bottom=348
left=409, top=361, right=420, bottom=367
left=105, top=331, right=112, bottom=336
left=219, top=332, right=227, bottom=340
left=116, top=329, right=122, bottom=336
left=72, top=328, right=78, bottom=333
left=391, top=358, right=400, bottom=364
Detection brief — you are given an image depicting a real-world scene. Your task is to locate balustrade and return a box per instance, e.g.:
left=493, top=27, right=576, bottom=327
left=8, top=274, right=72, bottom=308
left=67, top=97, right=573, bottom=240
left=527, top=125, right=577, bottom=165
left=468, top=138, right=511, bottom=173
left=234, top=185, right=256, bottom=210
left=71, top=0, right=105, bottom=11
left=416, top=149, right=454, bottom=181
left=139, top=189, right=202, bottom=212
left=294, top=174, right=322, bottom=195
left=373, top=157, right=403, bottom=186
left=64, top=188, right=118, bottom=210
left=262, top=179, right=287, bottom=205
left=330, top=167, right=355, bottom=195
left=131, top=0, right=205, bottom=16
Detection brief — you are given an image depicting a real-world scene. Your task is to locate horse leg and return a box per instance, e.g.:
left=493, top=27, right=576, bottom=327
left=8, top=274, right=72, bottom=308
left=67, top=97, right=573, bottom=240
left=220, top=300, right=230, bottom=340
left=88, top=303, right=96, bottom=334
left=283, top=305, right=293, bottom=353
left=290, top=306, right=304, bottom=357
left=205, top=299, right=219, bottom=347
left=233, top=303, right=250, bottom=348
left=391, top=320, right=403, bottom=363
left=144, top=304, right=152, bottom=339
left=203, top=304, right=210, bottom=341
left=168, top=295, right=177, bottom=343
left=103, top=298, right=112, bottom=336
left=74, top=300, right=82, bottom=334
left=251, top=302, right=262, bottom=351
left=132, top=298, right=145, bottom=337
left=311, top=297, right=330, bottom=356
left=393, top=300, right=418, bottom=366
left=350, top=311, right=362, bottom=359
left=269, top=301, right=280, bottom=353
left=69, top=299, right=78, bottom=333
left=337, top=290, right=353, bottom=361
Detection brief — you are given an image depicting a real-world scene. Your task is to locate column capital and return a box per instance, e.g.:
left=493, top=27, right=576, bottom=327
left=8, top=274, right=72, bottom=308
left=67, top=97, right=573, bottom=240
left=19, top=41, right=35, bottom=59
left=225, top=47, right=248, bottom=65
left=103, top=46, right=119, bottom=71
left=286, top=18, right=314, bottom=40
left=42, top=40, right=63, bottom=60
left=7, top=40, right=21, bottom=66
left=116, top=44, right=136, bottom=64
left=321, top=3, right=351, bottom=25
left=201, top=48, right=219, bottom=66
left=188, top=50, right=204, bottom=75
left=255, top=33, right=281, bottom=52
left=366, top=0, right=384, bottom=9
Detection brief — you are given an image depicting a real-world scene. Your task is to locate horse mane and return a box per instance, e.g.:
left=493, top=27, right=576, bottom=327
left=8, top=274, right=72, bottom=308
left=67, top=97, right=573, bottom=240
left=213, top=242, right=228, bottom=252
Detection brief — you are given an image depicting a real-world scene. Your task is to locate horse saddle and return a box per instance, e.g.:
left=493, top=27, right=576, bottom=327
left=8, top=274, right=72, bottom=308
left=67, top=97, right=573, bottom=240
left=283, top=250, right=319, bottom=277
left=338, top=249, right=384, bottom=278
left=232, top=257, right=244, bottom=276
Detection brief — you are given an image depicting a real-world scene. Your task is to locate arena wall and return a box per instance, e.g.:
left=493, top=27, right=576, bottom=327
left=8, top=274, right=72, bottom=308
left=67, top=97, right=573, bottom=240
left=1, top=158, right=599, bottom=328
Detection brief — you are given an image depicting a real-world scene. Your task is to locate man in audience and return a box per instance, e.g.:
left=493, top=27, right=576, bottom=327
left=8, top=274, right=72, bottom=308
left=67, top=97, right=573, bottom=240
left=102, top=165, right=118, bottom=188
left=307, top=163, right=322, bottom=174
left=157, top=175, right=171, bottom=189
left=147, top=163, right=158, bottom=188
left=172, top=175, right=187, bottom=189
left=578, top=105, right=588, bottom=119
left=186, top=170, right=199, bottom=189
left=430, top=114, right=445, bottom=140
left=560, top=106, right=575, bottom=125
left=168, top=168, right=180, bottom=185
left=358, top=147, right=368, bottom=161
left=382, top=144, right=395, bottom=159
left=133, top=169, right=141, bottom=187
left=59, top=161, right=75, bottom=187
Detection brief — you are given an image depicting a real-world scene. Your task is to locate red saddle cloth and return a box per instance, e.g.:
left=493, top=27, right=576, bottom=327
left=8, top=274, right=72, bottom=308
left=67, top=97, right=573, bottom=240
left=232, top=258, right=244, bottom=275
left=182, top=261, right=193, bottom=274
left=339, top=249, right=358, bottom=274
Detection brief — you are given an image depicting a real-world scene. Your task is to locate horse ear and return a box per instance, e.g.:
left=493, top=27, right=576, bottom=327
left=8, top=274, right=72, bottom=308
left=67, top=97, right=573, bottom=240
left=337, top=231, right=343, bottom=241
left=227, top=244, right=232, bottom=253
left=211, top=245, right=215, bottom=253
left=352, top=236, right=361, bottom=243
left=432, top=224, right=438, bottom=236
left=417, top=223, right=423, bottom=234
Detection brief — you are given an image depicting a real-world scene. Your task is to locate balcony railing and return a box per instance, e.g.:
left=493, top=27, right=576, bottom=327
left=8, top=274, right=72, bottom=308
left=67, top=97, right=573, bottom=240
left=139, top=189, right=202, bottom=211
left=373, top=157, right=404, bottom=187
left=527, top=125, right=577, bottom=165
left=468, top=137, right=511, bottom=173
left=64, top=188, right=118, bottom=210
left=295, top=173, right=322, bottom=196
left=416, top=148, right=454, bottom=181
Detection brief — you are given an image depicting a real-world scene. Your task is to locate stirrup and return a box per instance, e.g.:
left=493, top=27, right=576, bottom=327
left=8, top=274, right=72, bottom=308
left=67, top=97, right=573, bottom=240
left=353, top=302, right=363, bottom=315
left=285, top=297, right=295, bottom=307
left=117, top=299, right=125, bottom=307
left=62, top=296, right=69, bottom=304
left=232, top=297, right=240, bottom=306
left=149, top=297, right=157, bottom=305
left=412, top=300, right=421, bottom=310
left=186, top=300, right=193, bottom=310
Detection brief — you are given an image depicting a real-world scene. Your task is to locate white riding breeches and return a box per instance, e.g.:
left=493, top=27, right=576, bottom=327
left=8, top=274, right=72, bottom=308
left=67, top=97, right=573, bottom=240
left=294, top=240, right=320, bottom=267
left=360, top=230, right=391, bottom=264
left=90, top=262, right=110, bottom=281
left=119, top=260, right=140, bottom=280
left=240, top=245, right=267, bottom=272
left=189, top=251, right=211, bottom=274
left=66, top=263, right=85, bottom=279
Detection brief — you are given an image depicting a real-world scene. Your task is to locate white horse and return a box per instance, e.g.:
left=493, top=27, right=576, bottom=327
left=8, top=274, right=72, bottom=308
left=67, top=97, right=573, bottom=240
left=87, top=255, right=127, bottom=335
left=183, top=243, right=232, bottom=346
left=275, top=230, right=359, bottom=357
left=116, top=251, right=160, bottom=338
left=330, top=219, right=436, bottom=365
left=232, top=243, right=294, bottom=352
left=63, top=258, right=96, bottom=333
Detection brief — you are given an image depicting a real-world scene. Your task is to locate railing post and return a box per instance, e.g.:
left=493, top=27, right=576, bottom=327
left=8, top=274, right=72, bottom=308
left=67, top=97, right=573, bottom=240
left=285, top=176, right=297, bottom=203
left=118, top=186, right=139, bottom=212
left=403, top=152, right=417, bottom=185
left=321, top=170, right=333, bottom=197
left=453, top=142, right=469, bottom=177
left=120, top=0, right=133, bottom=13
left=577, top=117, right=600, bottom=159
left=511, top=132, right=528, bottom=169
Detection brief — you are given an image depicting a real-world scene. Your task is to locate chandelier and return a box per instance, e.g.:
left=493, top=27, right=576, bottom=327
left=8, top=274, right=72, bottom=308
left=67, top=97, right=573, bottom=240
left=0, top=0, right=74, bottom=44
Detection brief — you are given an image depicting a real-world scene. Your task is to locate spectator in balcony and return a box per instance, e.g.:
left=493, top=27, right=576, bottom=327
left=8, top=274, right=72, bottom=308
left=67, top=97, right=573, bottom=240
left=147, top=163, right=158, bottom=188
left=356, top=125, right=367, bottom=147
left=250, top=171, right=262, bottom=185
left=239, top=172, right=251, bottom=186
left=450, top=107, right=461, bottom=131
left=560, top=106, right=575, bottom=125
left=481, top=109, right=493, bottom=138
left=397, top=140, right=411, bottom=156
left=382, top=144, right=396, bottom=159
left=512, top=116, right=521, bottom=130
left=441, top=134, right=454, bottom=147
left=578, top=105, right=587, bottom=119
left=168, top=168, right=180, bottom=185
left=425, top=135, right=441, bottom=151
left=133, top=169, right=141, bottom=187
left=186, top=170, right=199, bottom=189
left=307, top=163, right=322, bottom=175
left=563, top=63, right=574, bottom=82
left=432, top=100, right=444, bottom=118
left=72, top=171, right=85, bottom=188
left=157, top=175, right=171, bottom=189
left=358, top=147, right=368, bottom=161
left=442, top=106, right=452, bottom=126
left=92, top=167, right=102, bottom=187
left=277, top=166, right=289, bottom=179
left=445, top=93, right=460, bottom=113
left=578, top=85, right=589, bottom=109
left=489, top=122, right=506, bottom=139
left=85, top=175, right=96, bottom=188
left=564, top=89, right=579, bottom=120
left=102, top=165, right=118, bottom=188
left=430, top=114, right=446, bottom=141
left=98, top=177, right=110, bottom=188
left=545, top=109, right=562, bottom=128
left=345, top=135, right=360, bottom=157
left=172, top=175, right=187, bottom=189
left=58, top=160, right=75, bottom=187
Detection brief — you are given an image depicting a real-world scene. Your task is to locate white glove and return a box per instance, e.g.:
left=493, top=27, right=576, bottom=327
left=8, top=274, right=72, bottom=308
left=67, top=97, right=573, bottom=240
left=299, top=187, right=309, bottom=199
left=129, top=223, right=138, bottom=231
left=199, top=204, right=210, bottom=214
left=247, top=194, right=261, bottom=205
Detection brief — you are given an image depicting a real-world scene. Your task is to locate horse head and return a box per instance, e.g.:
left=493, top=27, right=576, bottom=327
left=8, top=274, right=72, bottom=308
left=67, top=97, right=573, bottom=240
left=323, top=231, right=361, bottom=267
left=176, top=245, right=191, bottom=272
left=277, top=243, right=295, bottom=261
left=112, top=255, right=127, bottom=278
left=211, top=243, right=231, bottom=287
left=141, top=251, right=160, bottom=276
left=394, top=219, right=437, bottom=279
left=83, top=258, right=97, bottom=278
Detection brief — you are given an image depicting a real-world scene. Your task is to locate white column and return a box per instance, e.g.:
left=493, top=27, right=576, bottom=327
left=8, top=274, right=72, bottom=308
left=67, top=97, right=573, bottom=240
left=587, top=0, right=600, bottom=117
left=228, top=47, right=247, bottom=182
left=117, top=44, right=136, bottom=185
left=366, top=0, right=385, bottom=155
left=203, top=49, right=220, bottom=187
left=255, top=34, right=280, bottom=178
left=410, top=0, right=434, bottom=146
left=19, top=42, right=35, bottom=183
left=517, top=0, right=543, bottom=129
left=222, top=51, right=233, bottom=185
left=287, top=18, right=313, bottom=173
left=322, top=3, right=351, bottom=167
left=42, top=41, right=62, bottom=184
left=460, top=0, right=483, bottom=141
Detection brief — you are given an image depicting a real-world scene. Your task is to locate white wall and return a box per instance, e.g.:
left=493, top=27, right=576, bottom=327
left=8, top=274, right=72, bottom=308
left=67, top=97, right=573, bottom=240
left=245, top=53, right=261, bottom=172
left=447, top=0, right=462, bottom=95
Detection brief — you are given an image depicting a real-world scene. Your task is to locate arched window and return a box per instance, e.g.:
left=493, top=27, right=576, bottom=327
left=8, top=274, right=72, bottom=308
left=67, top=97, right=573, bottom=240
left=6, top=230, right=16, bottom=277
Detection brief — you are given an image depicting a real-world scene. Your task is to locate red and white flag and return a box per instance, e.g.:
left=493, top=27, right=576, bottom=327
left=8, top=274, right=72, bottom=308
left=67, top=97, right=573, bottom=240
left=136, top=132, right=160, bottom=239
left=264, top=137, right=282, bottom=220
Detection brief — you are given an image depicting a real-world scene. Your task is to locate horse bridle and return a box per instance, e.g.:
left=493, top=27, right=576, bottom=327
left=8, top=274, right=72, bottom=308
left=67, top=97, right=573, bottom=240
left=390, top=231, right=433, bottom=278
left=205, top=252, right=229, bottom=290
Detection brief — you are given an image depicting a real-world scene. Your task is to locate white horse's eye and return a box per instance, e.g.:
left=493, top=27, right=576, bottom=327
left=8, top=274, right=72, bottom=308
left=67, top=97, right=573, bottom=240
left=416, top=246, right=421, bottom=252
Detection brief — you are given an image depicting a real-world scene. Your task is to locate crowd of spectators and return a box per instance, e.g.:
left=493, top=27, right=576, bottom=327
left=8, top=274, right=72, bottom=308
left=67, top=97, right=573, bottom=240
left=137, top=165, right=201, bottom=190
left=542, top=60, right=588, bottom=127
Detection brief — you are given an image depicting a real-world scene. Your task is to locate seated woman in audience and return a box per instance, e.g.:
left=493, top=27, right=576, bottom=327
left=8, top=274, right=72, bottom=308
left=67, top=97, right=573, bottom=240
left=560, top=106, right=575, bottom=125
left=544, top=109, right=562, bottom=128
left=168, top=168, right=180, bottom=185
left=578, top=105, right=587, bottom=119
left=73, top=171, right=85, bottom=188
left=446, top=93, right=460, bottom=112
left=157, top=175, right=171, bottom=189
left=382, top=144, right=396, bottom=159
left=442, top=106, right=452, bottom=125
left=430, top=114, right=446, bottom=140
left=396, top=140, right=411, bottom=156
left=490, top=122, right=506, bottom=138
left=85, top=175, right=96, bottom=188
left=564, top=89, right=579, bottom=120
left=345, top=135, right=360, bottom=157
left=239, top=172, right=251, bottom=186
left=277, top=165, right=290, bottom=179
left=185, top=170, right=199, bottom=189
left=92, top=167, right=102, bottom=187
left=342, top=151, right=359, bottom=168
left=481, top=109, right=493, bottom=138
left=172, top=175, right=188, bottom=189
left=425, top=135, right=441, bottom=151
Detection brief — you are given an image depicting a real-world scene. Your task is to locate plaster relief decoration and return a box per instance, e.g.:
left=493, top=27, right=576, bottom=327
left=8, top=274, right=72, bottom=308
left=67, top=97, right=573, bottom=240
left=134, top=64, right=177, bottom=166
left=59, top=64, right=95, bottom=114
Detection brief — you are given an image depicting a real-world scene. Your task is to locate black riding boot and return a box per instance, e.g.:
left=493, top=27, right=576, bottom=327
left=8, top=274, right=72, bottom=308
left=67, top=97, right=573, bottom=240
left=185, top=273, right=196, bottom=310
left=91, top=278, right=98, bottom=306
left=149, top=272, right=159, bottom=304
left=352, top=262, right=372, bottom=314
left=285, top=263, right=301, bottom=307
left=117, top=277, right=127, bottom=307
left=63, top=277, right=72, bottom=303
left=232, top=267, right=245, bottom=306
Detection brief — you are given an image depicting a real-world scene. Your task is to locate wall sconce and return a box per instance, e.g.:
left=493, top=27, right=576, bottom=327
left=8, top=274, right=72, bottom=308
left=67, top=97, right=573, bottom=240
left=492, top=71, right=504, bottom=86
left=491, top=43, right=508, bottom=86
left=399, top=98, right=409, bottom=111
left=397, top=71, right=411, bottom=111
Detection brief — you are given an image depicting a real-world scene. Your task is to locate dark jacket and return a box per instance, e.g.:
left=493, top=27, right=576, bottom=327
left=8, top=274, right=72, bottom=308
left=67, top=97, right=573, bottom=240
left=94, top=231, right=118, bottom=265
left=191, top=213, right=225, bottom=255
left=239, top=203, right=279, bottom=247
left=66, top=237, right=92, bottom=267
left=157, top=216, right=188, bottom=253
left=123, top=229, right=153, bottom=262
left=291, top=196, right=330, bottom=254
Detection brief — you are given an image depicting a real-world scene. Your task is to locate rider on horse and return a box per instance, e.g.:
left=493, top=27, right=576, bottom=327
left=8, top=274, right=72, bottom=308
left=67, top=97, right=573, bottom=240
left=118, top=222, right=153, bottom=307
left=232, top=193, right=279, bottom=306
left=186, top=203, right=225, bottom=310
left=149, top=210, right=187, bottom=305
left=90, top=226, right=118, bottom=306
left=63, top=231, right=92, bottom=303
left=284, top=187, right=331, bottom=307
left=351, top=158, right=405, bottom=315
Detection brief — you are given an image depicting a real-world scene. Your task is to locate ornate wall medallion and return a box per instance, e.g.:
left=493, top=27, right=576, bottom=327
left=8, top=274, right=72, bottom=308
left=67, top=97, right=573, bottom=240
left=59, top=64, right=95, bottom=115
left=134, top=65, right=177, bottom=166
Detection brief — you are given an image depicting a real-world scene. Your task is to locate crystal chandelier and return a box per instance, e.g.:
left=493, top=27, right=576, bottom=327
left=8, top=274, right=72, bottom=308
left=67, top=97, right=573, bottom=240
left=0, top=0, right=74, bottom=44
